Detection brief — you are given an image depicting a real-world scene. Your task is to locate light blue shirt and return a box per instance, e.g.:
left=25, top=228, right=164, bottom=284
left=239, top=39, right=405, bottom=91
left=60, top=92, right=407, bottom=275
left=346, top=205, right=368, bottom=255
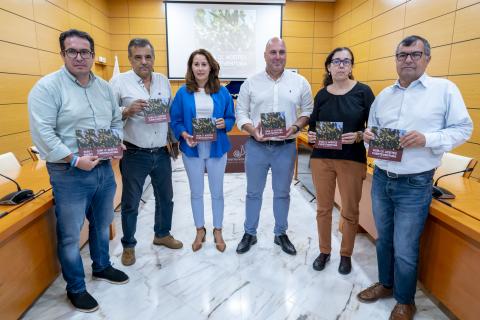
left=28, top=66, right=123, bottom=163
left=368, top=73, right=473, bottom=174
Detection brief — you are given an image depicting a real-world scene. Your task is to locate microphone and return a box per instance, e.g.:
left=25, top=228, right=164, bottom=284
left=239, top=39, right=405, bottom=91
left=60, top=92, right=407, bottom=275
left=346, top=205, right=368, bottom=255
left=0, top=173, right=34, bottom=205
left=432, top=167, right=474, bottom=200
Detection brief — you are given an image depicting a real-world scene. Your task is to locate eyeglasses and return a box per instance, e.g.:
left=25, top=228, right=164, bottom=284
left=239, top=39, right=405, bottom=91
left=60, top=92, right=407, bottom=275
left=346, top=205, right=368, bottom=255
left=395, top=51, right=423, bottom=62
left=63, top=48, right=93, bottom=59
left=331, top=58, right=352, bottom=66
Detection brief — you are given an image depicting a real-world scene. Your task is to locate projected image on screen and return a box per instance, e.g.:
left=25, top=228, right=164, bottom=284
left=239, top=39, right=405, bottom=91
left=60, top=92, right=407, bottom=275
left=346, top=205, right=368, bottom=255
left=194, top=9, right=256, bottom=76
left=166, top=3, right=282, bottom=79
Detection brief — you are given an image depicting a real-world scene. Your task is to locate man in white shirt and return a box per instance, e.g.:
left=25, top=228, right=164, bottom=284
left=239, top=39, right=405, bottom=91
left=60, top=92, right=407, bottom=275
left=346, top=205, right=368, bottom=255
left=235, top=37, right=313, bottom=255
left=110, top=38, right=183, bottom=266
left=357, top=35, right=472, bottom=320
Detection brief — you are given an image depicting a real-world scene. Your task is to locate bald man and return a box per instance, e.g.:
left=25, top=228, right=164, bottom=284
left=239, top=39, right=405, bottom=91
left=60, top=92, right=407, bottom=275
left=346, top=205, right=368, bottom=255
left=235, top=38, right=313, bottom=255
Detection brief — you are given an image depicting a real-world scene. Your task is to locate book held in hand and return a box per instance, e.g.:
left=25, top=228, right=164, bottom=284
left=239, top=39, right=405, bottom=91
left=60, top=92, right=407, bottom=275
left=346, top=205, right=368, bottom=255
left=367, top=126, right=406, bottom=162
left=76, top=129, right=123, bottom=158
left=314, top=121, right=343, bottom=150
left=261, top=112, right=286, bottom=138
left=144, top=98, right=170, bottom=123
left=192, top=117, right=217, bottom=141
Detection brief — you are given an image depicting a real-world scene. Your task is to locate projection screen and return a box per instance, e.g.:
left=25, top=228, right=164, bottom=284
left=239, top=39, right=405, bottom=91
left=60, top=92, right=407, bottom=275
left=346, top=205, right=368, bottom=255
left=166, top=2, right=282, bottom=80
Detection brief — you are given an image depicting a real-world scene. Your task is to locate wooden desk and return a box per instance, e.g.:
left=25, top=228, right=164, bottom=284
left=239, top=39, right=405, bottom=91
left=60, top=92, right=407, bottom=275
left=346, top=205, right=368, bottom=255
left=0, top=160, right=122, bottom=320
left=0, top=161, right=59, bottom=320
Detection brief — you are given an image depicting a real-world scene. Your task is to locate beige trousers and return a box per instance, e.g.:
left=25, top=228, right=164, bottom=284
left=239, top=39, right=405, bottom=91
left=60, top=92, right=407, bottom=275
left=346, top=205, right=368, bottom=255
left=310, top=158, right=366, bottom=257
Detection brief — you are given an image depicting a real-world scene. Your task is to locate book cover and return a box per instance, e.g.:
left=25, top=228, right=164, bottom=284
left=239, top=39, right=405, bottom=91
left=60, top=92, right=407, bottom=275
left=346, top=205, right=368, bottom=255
left=367, top=127, right=406, bottom=162
left=314, top=121, right=343, bottom=150
left=192, top=117, right=217, bottom=141
left=76, top=129, right=123, bottom=158
left=261, top=112, right=286, bottom=138
left=144, top=98, right=170, bottom=124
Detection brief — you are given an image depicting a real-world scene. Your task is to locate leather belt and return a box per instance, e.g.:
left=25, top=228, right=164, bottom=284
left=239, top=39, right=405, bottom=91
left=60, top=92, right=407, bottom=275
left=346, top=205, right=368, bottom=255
left=124, top=141, right=167, bottom=153
left=376, top=167, right=435, bottom=179
left=250, top=137, right=295, bottom=146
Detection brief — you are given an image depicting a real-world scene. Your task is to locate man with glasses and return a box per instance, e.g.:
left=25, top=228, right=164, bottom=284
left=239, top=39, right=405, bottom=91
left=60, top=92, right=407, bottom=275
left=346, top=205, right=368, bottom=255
left=110, top=38, right=183, bottom=267
left=357, top=35, right=472, bottom=320
left=235, top=37, right=313, bottom=255
left=28, top=29, right=128, bottom=313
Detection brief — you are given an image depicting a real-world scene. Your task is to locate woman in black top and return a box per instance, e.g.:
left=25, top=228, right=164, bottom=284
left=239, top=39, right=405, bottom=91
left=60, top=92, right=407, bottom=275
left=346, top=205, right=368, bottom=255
left=308, top=47, right=375, bottom=274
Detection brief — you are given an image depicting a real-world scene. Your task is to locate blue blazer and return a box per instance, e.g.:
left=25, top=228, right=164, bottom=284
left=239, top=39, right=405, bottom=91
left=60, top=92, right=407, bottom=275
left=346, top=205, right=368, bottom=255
left=170, top=85, right=235, bottom=158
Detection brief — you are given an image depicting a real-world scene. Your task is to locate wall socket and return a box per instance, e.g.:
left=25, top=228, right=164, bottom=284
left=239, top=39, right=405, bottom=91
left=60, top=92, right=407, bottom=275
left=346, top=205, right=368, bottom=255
left=97, top=56, right=107, bottom=64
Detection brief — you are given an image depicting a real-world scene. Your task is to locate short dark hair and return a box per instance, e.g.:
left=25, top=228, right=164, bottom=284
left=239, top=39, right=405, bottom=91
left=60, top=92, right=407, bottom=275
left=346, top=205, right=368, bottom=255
left=185, top=49, right=220, bottom=94
left=397, top=35, right=431, bottom=56
left=59, top=29, right=94, bottom=52
left=323, top=47, right=355, bottom=87
left=128, top=38, right=155, bottom=57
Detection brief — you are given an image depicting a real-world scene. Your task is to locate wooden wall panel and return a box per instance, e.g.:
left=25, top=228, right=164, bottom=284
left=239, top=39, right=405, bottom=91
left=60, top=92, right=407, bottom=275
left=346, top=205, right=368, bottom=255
left=287, top=53, right=313, bottom=69
left=369, top=30, right=403, bottom=59
left=352, top=42, right=370, bottom=62
left=448, top=75, right=480, bottom=109
left=0, top=0, right=34, bottom=19
left=284, top=37, right=313, bottom=53
left=426, top=45, right=451, bottom=77
left=0, top=105, right=29, bottom=136
left=128, top=0, right=165, bottom=19
left=351, top=0, right=373, bottom=27
left=315, top=2, right=334, bottom=21
left=283, top=21, right=314, bottom=37
left=129, top=18, right=165, bottom=35
left=38, top=51, right=63, bottom=75
left=370, top=5, right=405, bottom=38
left=283, top=1, right=315, bottom=21
left=314, top=22, right=332, bottom=38
left=367, top=57, right=397, bottom=80
left=450, top=39, right=480, bottom=75
left=350, top=21, right=371, bottom=46
left=110, top=18, right=129, bottom=34
left=372, top=0, right=406, bottom=17
left=313, top=39, right=332, bottom=54
left=90, top=8, right=109, bottom=32
left=405, top=0, right=457, bottom=27
left=403, top=13, right=455, bottom=47
left=0, top=74, right=39, bottom=105
left=68, top=0, right=91, bottom=22
left=36, top=24, right=61, bottom=53
left=453, top=4, right=480, bottom=42
left=334, top=0, right=352, bottom=20
left=0, top=132, right=33, bottom=162
left=33, top=0, right=69, bottom=31
left=69, top=13, right=91, bottom=34
left=0, top=9, right=37, bottom=47
left=457, top=0, right=480, bottom=8
left=0, top=42, right=40, bottom=75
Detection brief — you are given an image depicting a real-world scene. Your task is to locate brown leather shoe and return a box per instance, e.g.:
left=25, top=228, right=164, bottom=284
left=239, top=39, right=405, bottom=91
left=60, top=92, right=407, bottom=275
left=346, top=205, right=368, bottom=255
left=192, top=227, right=206, bottom=252
left=153, top=235, right=183, bottom=249
left=213, top=228, right=226, bottom=252
left=357, top=282, right=393, bottom=303
left=389, top=303, right=416, bottom=320
left=121, top=248, right=135, bottom=266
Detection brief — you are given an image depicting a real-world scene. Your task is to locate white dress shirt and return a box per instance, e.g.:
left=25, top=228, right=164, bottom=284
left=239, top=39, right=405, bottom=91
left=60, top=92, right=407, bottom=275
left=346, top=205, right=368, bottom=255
left=368, top=73, right=473, bottom=174
left=235, top=70, right=313, bottom=140
left=110, top=70, right=171, bottom=148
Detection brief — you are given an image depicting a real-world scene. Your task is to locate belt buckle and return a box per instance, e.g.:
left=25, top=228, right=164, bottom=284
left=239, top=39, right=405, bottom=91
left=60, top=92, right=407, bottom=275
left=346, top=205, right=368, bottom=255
left=386, top=170, right=398, bottom=178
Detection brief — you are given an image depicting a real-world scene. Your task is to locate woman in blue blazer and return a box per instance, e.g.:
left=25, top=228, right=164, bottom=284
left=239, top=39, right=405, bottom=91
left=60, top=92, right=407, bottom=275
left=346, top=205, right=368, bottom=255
left=170, top=49, right=235, bottom=252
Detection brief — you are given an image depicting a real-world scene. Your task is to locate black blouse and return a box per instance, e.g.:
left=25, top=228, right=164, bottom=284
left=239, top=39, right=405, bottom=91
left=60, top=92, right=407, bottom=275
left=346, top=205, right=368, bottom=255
left=308, top=82, right=375, bottom=164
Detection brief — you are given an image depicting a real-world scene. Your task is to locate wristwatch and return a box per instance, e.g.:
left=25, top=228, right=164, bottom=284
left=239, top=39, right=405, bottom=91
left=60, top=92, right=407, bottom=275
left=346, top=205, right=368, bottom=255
left=292, top=124, right=300, bottom=133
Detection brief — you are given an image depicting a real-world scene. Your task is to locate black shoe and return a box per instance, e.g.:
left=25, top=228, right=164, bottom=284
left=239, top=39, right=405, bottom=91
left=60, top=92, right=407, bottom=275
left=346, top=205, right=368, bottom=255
left=274, top=234, right=297, bottom=255
left=312, top=253, right=330, bottom=271
left=338, top=256, right=352, bottom=275
left=236, top=233, right=257, bottom=254
left=67, top=291, right=99, bottom=313
left=92, top=266, right=129, bottom=284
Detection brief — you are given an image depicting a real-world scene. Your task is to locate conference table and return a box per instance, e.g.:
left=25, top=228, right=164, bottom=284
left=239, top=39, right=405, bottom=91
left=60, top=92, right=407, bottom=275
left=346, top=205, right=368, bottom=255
left=0, top=160, right=122, bottom=320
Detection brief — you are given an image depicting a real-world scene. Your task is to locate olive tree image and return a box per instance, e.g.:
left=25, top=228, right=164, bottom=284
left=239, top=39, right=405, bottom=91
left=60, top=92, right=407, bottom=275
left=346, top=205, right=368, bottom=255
left=194, top=8, right=256, bottom=75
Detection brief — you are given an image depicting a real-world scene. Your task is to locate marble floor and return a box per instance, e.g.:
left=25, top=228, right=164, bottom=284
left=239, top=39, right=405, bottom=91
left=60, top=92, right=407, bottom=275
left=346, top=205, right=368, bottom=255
left=23, top=160, right=448, bottom=320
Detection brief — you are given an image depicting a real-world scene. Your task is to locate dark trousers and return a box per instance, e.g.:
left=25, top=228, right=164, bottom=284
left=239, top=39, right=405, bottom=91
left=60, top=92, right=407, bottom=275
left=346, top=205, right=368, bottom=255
left=120, top=146, right=173, bottom=248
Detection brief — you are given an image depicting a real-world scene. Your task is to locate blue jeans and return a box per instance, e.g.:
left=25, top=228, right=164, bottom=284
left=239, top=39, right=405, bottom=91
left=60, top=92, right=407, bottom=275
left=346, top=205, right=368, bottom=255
left=120, top=146, right=173, bottom=248
left=244, top=139, right=296, bottom=236
left=182, top=142, right=227, bottom=229
left=371, top=167, right=434, bottom=304
left=47, top=161, right=116, bottom=293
